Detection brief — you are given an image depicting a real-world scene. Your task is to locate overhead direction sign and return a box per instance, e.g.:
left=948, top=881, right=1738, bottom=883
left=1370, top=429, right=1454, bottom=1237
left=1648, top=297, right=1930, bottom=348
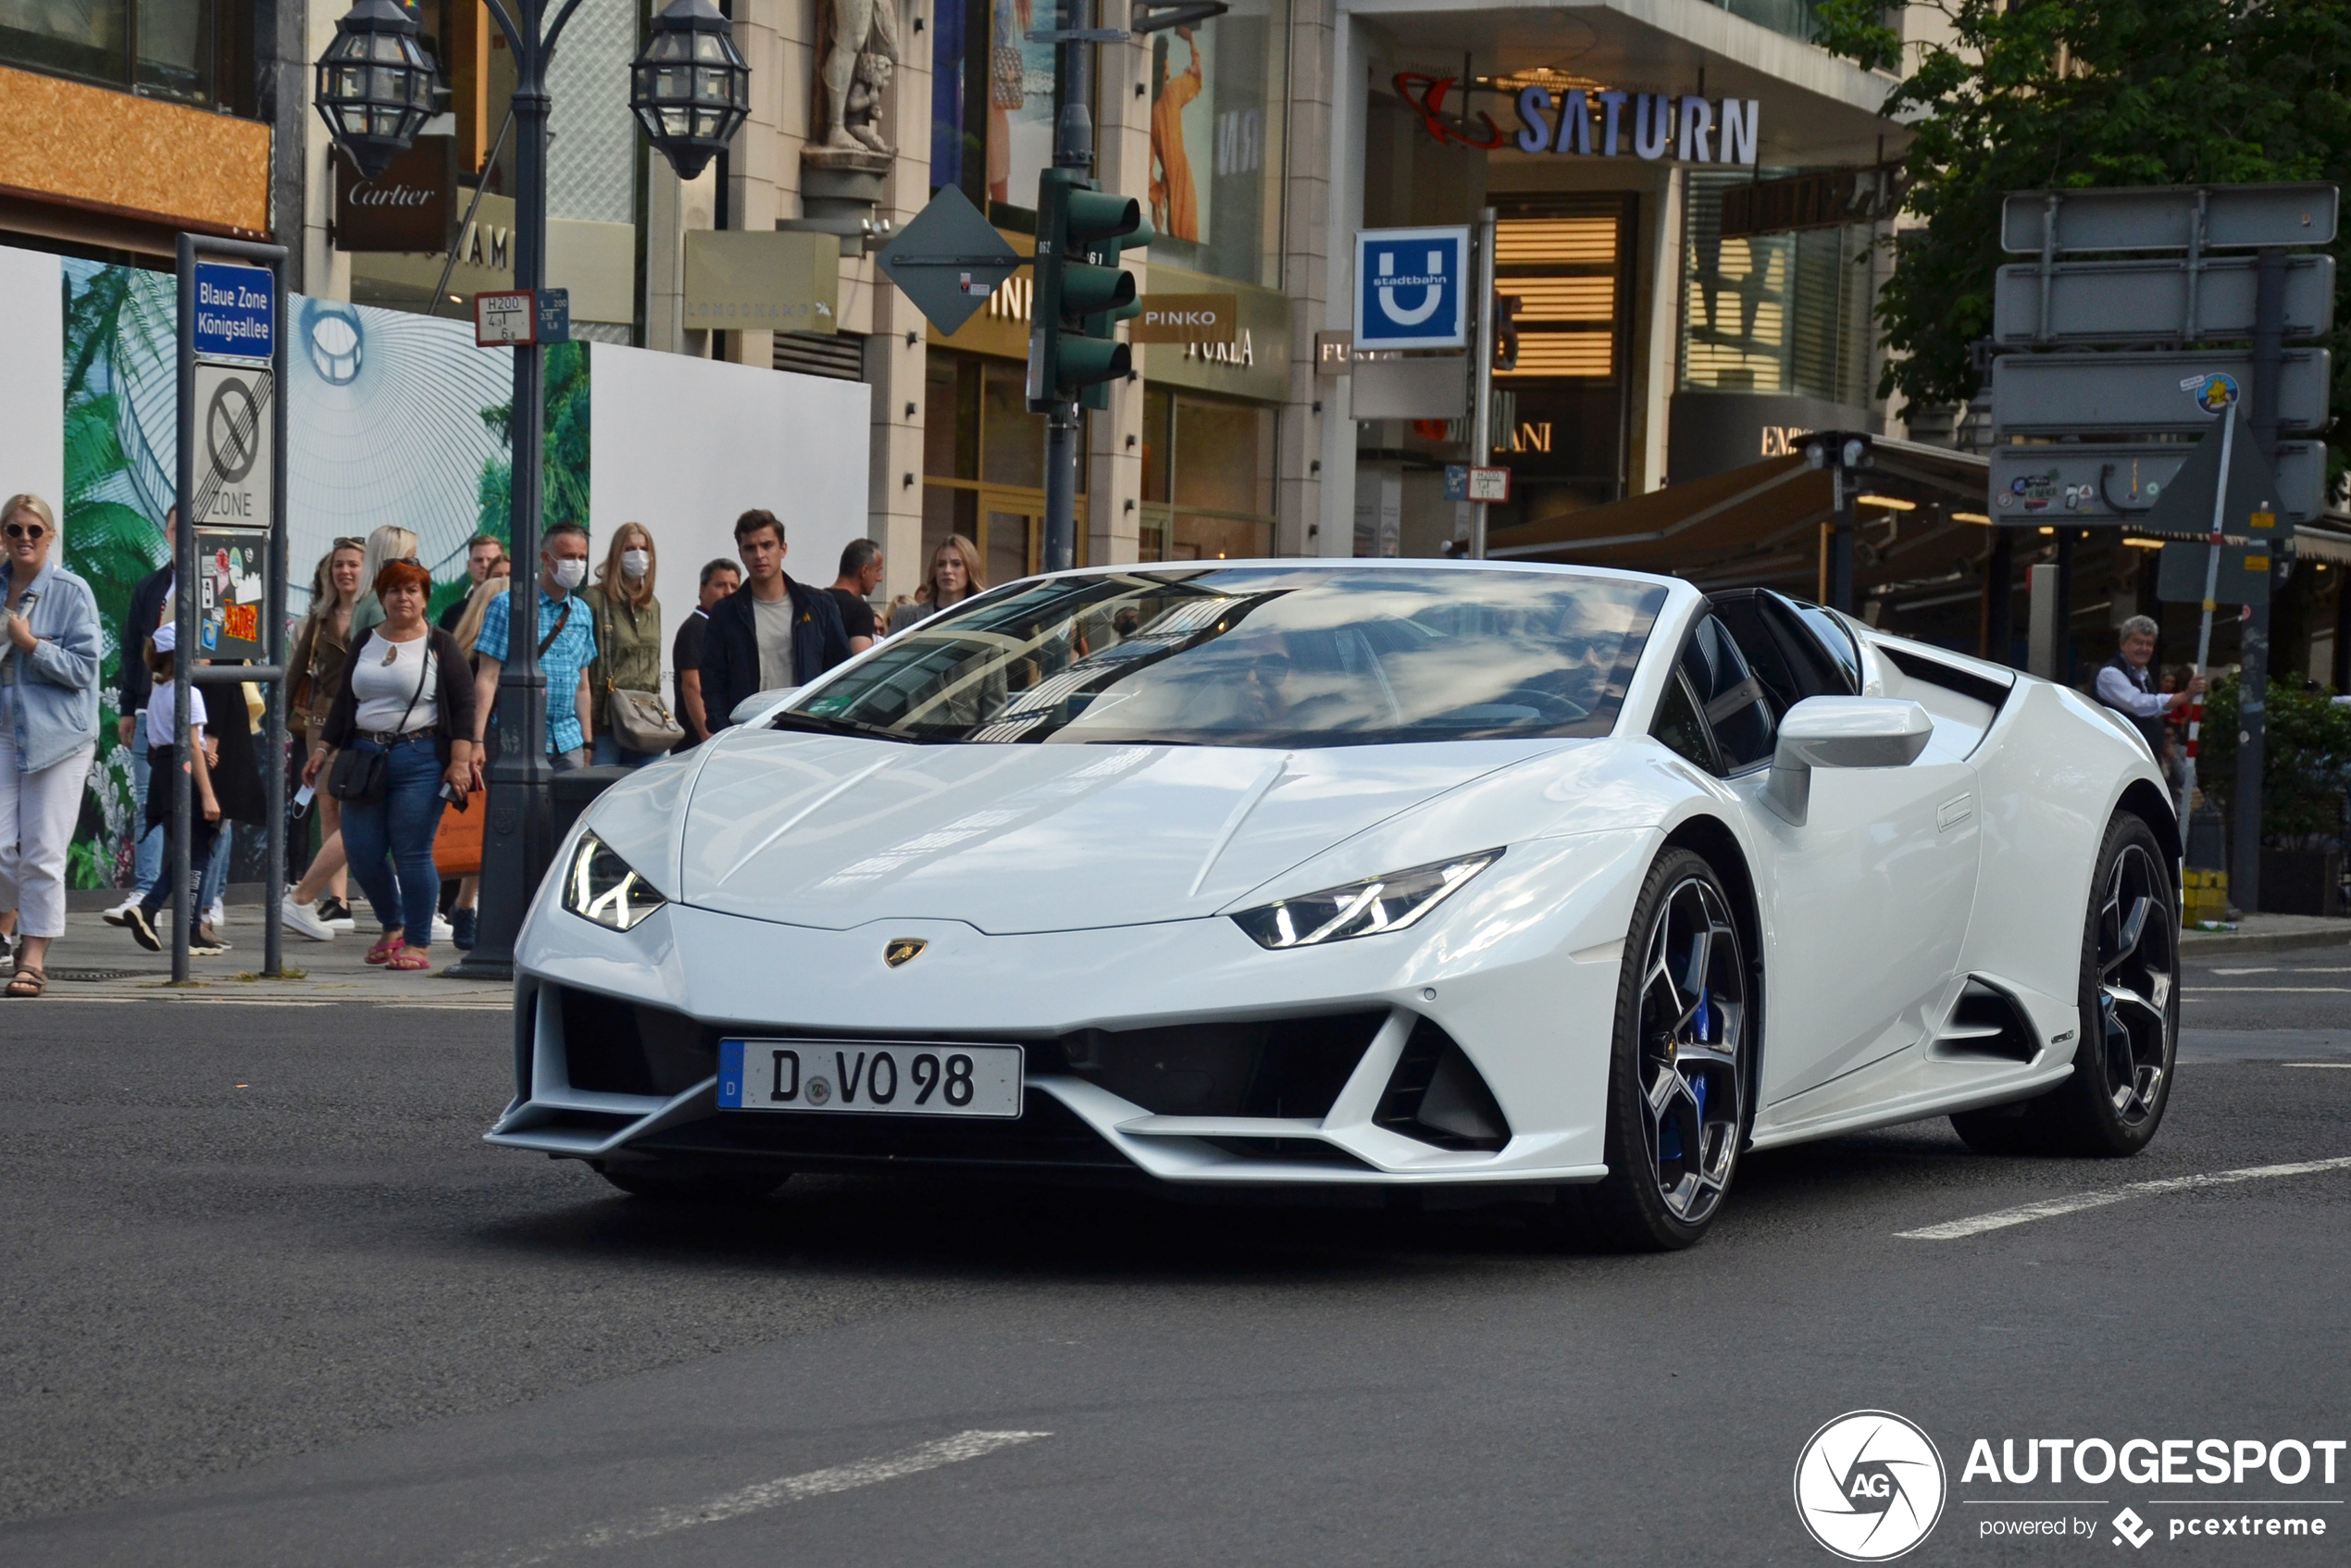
left=877, top=184, right=1026, bottom=338
left=189, top=362, right=273, bottom=531
left=1355, top=226, right=1470, bottom=351
left=191, top=261, right=275, bottom=361
left=2001, top=182, right=2339, bottom=253
left=1990, top=348, right=2331, bottom=436
left=1987, top=439, right=2325, bottom=526
left=1994, top=253, right=2335, bottom=346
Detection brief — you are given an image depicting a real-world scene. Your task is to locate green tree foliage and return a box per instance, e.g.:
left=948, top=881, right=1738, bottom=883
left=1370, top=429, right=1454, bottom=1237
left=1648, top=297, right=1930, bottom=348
left=476, top=340, right=591, bottom=544
left=1813, top=0, right=2351, bottom=462
left=2198, top=673, right=2351, bottom=840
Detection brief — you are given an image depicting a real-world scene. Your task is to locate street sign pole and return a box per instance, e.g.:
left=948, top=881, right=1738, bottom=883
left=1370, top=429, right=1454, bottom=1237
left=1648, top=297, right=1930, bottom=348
left=174, top=233, right=291, bottom=984
left=1467, top=206, right=1497, bottom=560
left=2232, top=246, right=2289, bottom=912
left=2178, top=398, right=2235, bottom=831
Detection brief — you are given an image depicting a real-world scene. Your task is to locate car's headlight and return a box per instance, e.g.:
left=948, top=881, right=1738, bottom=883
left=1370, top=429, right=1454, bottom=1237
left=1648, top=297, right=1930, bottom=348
left=561, top=831, right=667, bottom=931
left=1231, top=849, right=1502, bottom=950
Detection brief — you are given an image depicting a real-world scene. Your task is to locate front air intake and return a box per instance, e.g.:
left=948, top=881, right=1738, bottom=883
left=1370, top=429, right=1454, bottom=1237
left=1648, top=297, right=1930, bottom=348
left=1375, top=1017, right=1511, bottom=1151
left=1059, top=1012, right=1387, bottom=1118
left=1933, top=978, right=2040, bottom=1063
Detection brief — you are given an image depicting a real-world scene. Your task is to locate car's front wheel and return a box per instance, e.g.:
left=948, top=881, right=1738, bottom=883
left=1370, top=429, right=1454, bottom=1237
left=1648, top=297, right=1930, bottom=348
left=1951, top=811, right=2178, bottom=1157
left=592, top=1159, right=790, bottom=1202
left=1561, top=848, right=1753, bottom=1251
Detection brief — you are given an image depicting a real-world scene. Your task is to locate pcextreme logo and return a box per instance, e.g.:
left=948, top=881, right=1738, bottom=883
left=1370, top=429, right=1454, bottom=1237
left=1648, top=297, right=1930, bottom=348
left=1795, top=1411, right=1949, bottom=1562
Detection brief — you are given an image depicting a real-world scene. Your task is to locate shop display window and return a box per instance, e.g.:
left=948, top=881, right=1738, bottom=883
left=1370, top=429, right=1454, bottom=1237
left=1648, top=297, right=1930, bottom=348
left=1680, top=171, right=1873, bottom=408
left=1138, top=386, right=1275, bottom=561
left=924, top=350, right=1086, bottom=579
left=1145, top=0, right=1287, bottom=288
left=0, top=0, right=244, bottom=109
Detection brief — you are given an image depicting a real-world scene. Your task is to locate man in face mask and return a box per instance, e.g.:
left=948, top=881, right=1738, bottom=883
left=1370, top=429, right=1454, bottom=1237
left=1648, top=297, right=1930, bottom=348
left=469, top=522, right=601, bottom=770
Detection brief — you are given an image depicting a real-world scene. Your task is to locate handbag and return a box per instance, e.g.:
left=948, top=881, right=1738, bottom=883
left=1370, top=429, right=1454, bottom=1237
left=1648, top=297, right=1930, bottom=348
left=433, top=785, right=482, bottom=876
left=326, top=634, right=431, bottom=803
left=991, top=44, right=1024, bottom=108
left=595, top=593, right=686, bottom=753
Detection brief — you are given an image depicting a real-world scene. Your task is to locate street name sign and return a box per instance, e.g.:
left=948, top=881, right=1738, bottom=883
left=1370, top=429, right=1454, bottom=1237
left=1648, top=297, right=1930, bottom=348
left=189, top=361, right=273, bottom=532
left=191, top=261, right=275, bottom=361
left=877, top=185, right=1025, bottom=337
left=1987, top=439, right=2324, bottom=526
left=1993, top=254, right=2334, bottom=346
left=1990, top=348, right=2331, bottom=436
left=2001, top=183, right=2339, bottom=253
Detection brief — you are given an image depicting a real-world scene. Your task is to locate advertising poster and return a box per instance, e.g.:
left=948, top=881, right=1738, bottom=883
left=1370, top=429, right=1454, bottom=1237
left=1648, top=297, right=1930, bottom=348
left=1149, top=23, right=1213, bottom=244
left=991, top=0, right=1056, bottom=208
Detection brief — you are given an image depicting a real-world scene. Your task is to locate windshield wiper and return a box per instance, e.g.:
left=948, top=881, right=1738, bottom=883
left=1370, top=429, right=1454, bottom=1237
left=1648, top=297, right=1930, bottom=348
left=766, top=710, right=930, bottom=743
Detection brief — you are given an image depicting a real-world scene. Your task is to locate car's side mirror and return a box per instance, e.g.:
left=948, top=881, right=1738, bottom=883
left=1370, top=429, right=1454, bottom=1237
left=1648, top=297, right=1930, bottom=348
left=728, top=687, right=800, bottom=727
left=1762, top=697, right=1934, bottom=825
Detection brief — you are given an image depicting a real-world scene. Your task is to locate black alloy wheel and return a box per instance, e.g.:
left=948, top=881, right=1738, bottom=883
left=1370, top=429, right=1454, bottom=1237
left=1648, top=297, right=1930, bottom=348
left=1952, top=812, right=2178, bottom=1157
left=1562, top=848, right=1752, bottom=1251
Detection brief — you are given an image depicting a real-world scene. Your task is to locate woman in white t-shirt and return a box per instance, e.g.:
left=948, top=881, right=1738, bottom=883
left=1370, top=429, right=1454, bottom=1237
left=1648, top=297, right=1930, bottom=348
left=304, top=561, right=479, bottom=971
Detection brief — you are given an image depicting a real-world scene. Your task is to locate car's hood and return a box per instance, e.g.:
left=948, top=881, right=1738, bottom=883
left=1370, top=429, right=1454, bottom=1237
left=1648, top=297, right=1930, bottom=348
left=674, top=732, right=1567, bottom=933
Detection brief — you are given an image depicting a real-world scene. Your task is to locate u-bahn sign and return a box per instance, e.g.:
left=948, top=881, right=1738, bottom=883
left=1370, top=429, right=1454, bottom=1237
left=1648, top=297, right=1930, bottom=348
left=1355, top=227, right=1468, bottom=351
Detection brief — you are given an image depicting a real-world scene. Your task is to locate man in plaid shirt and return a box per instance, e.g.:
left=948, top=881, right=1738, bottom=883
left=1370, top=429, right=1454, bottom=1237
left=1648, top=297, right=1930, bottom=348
left=470, top=522, right=600, bottom=768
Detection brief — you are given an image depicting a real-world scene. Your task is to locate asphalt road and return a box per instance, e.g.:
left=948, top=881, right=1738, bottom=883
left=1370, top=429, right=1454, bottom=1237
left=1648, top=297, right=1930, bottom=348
left=2, top=943, right=2346, bottom=1567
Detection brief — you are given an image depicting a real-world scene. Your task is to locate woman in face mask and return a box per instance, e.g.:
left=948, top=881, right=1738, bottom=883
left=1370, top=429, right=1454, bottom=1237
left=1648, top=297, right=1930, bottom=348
left=580, top=522, right=669, bottom=767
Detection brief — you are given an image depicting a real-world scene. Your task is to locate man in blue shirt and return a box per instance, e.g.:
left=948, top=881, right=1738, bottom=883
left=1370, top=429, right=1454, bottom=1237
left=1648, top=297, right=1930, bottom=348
left=469, top=522, right=599, bottom=769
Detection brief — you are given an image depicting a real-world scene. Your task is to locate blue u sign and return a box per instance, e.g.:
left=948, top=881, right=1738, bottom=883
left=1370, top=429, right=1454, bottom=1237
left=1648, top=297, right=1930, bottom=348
left=1355, top=226, right=1469, bottom=350
left=192, top=261, right=275, bottom=361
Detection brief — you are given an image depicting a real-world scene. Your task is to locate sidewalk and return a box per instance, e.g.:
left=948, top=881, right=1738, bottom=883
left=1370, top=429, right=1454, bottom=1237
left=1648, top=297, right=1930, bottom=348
left=15, top=902, right=511, bottom=1008
left=2178, top=912, right=2351, bottom=958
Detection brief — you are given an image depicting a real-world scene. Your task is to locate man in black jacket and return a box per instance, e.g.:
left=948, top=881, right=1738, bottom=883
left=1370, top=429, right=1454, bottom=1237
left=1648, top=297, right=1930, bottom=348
left=700, top=510, right=852, bottom=731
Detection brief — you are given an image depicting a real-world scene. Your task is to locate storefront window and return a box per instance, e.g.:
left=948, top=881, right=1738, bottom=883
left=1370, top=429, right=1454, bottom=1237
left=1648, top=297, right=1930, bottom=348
left=1680, top=172, right=1872, bottom=408
left=1145, top=0, right=1286, bottom=287
left=0, top=0, right=233, bottom=106
left=924, top=350, right=1085, bottom=581
left=1138, top=389, right=1275, bottom=561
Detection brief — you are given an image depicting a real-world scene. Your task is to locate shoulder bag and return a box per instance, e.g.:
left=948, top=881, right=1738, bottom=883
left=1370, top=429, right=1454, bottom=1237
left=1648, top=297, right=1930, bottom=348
left=327, top=636, right=431, bottom=803
left=595, top=592, right=685, bottom=753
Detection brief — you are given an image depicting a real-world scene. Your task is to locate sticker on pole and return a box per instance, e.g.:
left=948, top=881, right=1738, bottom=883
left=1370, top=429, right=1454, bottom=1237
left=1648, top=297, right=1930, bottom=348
left=1355, top=227, right=1470, bottom=350
left=190, top=362, right=273, bottom=531
left=2181, top=371, right=2240, bottom=412
left=475, top=291, right=538, bottom=346
left=192, top=261, right=275, bottom=361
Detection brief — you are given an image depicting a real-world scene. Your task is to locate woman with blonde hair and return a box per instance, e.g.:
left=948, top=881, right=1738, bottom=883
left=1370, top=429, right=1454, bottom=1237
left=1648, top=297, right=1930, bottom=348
left=580, top=521, right=668, bottom=766
left=347, top=524, right=419, bottom=642
left=0, top=494, right=101, bottom=996
left=889, top=534, right=986, bottom=633
left=279, top=539, right=365, bottom=942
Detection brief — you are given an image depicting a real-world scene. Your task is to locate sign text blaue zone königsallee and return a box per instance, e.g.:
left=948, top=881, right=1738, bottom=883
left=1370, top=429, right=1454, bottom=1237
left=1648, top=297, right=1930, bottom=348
left=191, top=260, right=275, bottom=361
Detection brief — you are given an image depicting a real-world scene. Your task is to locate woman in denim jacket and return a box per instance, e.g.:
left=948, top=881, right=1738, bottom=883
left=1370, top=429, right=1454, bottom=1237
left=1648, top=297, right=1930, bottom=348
left=0, top=494, right=102, bottom=997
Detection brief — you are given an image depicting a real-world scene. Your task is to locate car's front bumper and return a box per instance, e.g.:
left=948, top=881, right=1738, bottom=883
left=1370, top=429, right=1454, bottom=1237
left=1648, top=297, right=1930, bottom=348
left=489, top=830, right=1653, bottom=1186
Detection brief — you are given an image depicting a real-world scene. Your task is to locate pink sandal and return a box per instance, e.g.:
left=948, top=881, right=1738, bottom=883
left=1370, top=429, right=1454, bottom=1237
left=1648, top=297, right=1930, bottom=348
left=384, top=946, right=432, bottom=971
left=365, top=934, right=403, bottom=964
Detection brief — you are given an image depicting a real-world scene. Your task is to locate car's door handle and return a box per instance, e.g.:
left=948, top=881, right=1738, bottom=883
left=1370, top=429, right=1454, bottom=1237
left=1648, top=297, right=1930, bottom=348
left=1936, top=793, right=1974, bottom=832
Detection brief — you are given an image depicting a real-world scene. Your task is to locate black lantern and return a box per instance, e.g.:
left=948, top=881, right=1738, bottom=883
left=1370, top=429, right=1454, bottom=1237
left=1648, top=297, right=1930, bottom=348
left=630, top=0, right=752, bottom=181
left=314, top=0, right=439, bottom=180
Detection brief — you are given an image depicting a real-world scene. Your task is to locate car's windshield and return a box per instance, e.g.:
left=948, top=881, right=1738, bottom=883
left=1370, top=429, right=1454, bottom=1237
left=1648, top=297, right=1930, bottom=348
left=782, top=566, right=1666, bottom=747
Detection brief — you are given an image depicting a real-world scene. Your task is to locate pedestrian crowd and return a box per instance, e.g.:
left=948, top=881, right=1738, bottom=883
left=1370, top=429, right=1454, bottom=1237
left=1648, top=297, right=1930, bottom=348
left=0, top=491, right=993, bottom=992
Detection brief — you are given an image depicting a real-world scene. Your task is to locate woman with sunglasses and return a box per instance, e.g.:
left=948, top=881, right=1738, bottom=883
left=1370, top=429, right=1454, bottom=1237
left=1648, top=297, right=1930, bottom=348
left=0, top=494, right=101, bottom=998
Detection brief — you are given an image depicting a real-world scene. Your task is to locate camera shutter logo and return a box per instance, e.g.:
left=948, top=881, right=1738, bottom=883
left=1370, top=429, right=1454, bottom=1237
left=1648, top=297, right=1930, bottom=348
left=1793, top=1411, right=1947, bottom=1562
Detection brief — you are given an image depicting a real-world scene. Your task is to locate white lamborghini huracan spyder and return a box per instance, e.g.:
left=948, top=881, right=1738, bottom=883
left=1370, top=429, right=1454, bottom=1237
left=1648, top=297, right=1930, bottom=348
left=489, top=561, right=2180, bottom=1250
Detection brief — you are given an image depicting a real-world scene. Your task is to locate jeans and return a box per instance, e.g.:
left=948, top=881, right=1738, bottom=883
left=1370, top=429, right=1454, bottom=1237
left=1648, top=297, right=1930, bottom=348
left=550, top=746, right=591, bottom=773
left=137, top=744, right=223, bottom=921
left=339, top=735, right=447, bottom=944
left=0, top=735, right=93, bottom=939
left=131, top=721, right=229, bottom=907
left=591, top=735, right=663, bottom=767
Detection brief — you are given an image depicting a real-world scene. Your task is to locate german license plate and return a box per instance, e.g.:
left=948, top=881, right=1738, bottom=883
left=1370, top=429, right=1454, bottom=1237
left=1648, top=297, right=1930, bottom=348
left=717, top=1040, right=1024, bottom=1118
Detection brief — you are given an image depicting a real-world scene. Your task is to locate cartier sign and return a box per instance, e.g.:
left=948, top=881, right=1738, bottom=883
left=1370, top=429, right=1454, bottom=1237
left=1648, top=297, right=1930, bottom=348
left=335, top=136, right=454, bottom=253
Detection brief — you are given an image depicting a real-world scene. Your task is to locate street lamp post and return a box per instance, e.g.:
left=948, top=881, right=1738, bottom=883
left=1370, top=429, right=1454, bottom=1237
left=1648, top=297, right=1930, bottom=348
left=317, top=0, right=745, bottom=979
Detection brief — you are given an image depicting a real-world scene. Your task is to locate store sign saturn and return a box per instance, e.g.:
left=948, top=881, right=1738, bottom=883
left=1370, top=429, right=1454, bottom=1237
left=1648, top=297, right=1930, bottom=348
left=1395, top=72, right=1760, bottom=166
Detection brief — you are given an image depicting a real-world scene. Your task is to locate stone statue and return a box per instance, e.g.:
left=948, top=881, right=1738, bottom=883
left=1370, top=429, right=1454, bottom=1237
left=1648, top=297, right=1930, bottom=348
left=821, top=0, right=899, bottom=154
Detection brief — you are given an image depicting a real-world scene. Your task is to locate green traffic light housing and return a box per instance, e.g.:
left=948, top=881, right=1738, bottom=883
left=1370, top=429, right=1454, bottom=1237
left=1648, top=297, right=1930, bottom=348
left=1029, top=170, right=1150, bottom=409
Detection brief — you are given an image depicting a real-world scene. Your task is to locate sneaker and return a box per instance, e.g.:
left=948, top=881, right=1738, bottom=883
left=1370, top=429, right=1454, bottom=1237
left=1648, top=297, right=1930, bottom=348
left=451, top=907, right=478, bottom=951
left=206, top=899, right=227, bottom=930
left=190, top=924, right=230, bottom=957
left=279, top=895, right=335, bottom=942
left=318, top=896, right=355, bottom=931
left=124, top=905, right=163, bottom=952
left=102, top=894, right=143, bottom=927
left=429, top=915, right=455, bottom=943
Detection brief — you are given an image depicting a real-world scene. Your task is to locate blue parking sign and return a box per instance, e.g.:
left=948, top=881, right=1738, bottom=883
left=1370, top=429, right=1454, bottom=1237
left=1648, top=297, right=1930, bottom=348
left=1355, top=227, right=1470, bottom=351
left=192, top=261, right=275, bottom=361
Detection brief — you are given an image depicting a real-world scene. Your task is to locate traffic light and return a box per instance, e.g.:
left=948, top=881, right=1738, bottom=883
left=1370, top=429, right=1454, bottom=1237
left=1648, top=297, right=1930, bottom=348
left=1028, top=168, right=1148, bottom=410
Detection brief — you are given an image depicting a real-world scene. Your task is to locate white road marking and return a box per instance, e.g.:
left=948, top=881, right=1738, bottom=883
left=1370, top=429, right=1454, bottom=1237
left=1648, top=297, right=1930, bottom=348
left=2284, top=1064, right=2351, bottom=1069
left=2188, top=987, right=2351, bottom=994
left=467, top=1429, right=1051, bottom=1567
left=1897, top=1157, right=2351, bottom=1240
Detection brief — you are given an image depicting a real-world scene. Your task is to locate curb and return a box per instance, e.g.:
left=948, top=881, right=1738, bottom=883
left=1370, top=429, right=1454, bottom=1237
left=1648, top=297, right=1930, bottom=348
left=2181, top=928, right=2351, bottom=958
